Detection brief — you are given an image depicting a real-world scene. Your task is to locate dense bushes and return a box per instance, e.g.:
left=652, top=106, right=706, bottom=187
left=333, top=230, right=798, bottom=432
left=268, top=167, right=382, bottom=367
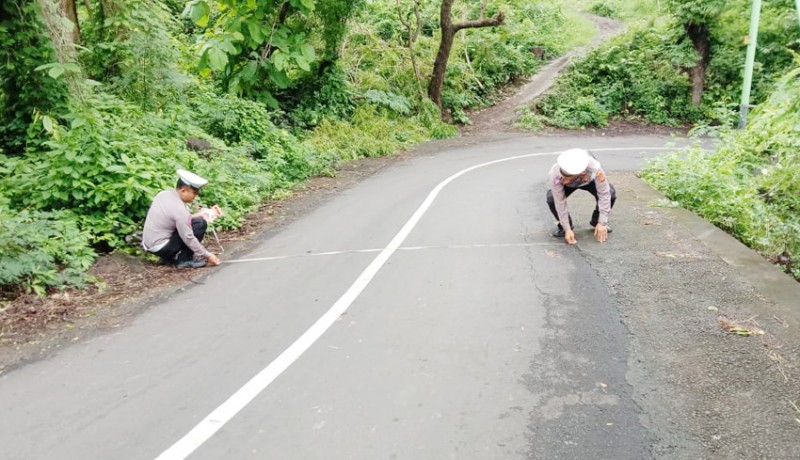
left=309, top=102, right=455, bottom=164
left=2, top=99, right=177, bottom=248
left=0, top=206, right=95, bottom=296
left=527, top=23, right=700, bottom=129
left=345, top=0, right=594, bottom=123
left=0, top=1, right=70, bottom=153
left=588, top=3, right=616, bottom=18
left=0, top=0, right=601, bottom=297
left=643, top=66, right=800, bottom=279
left=525, top=0, right=800, bottom=130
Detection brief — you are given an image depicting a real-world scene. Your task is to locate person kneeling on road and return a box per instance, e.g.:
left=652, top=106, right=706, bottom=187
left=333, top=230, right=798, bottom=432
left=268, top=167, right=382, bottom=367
left=546, top=148, right=616, bottom=245
left=142, top=169, right=222, bottom=269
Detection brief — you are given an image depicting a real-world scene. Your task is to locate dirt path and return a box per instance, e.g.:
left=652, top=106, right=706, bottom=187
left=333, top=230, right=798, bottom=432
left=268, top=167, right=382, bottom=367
left=462, top=14, right=624, bottom=136
left=0, top=14, right=629, bottom=374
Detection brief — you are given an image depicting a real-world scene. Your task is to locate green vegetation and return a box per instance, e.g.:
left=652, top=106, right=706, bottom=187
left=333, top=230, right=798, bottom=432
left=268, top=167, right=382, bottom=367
left=0, top=0, right=593, bottom=297
left=525, top=24, right=702, bottom=129
left=524, top=0, right=800, bottom=129
left=516, top=0, right=800, bottom=279
left=643, top=66, right=800, bottom=279
left=3, top=0, right=797, bottom=297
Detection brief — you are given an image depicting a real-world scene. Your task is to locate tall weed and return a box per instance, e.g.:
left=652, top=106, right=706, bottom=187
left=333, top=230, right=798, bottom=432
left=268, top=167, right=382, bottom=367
left=0, top=205, right=95, bottom=297
left=308, top=104, right=445, bottom=164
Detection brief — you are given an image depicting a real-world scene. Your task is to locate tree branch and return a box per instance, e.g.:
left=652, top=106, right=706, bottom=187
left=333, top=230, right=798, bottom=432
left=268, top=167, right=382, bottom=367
left=453, top=11, right=505, bottom=33
left=260, top=2, right=291, bottom=62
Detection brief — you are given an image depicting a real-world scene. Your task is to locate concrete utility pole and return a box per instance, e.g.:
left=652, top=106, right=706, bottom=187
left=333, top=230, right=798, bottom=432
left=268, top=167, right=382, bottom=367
left=738, top=0, right=762, bottom=129
left=796, top=0, right=800, bottom=30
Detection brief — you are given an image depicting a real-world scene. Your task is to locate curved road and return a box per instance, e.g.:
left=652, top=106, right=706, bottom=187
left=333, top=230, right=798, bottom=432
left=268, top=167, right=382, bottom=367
left=1, top=134, right=799, bottom=460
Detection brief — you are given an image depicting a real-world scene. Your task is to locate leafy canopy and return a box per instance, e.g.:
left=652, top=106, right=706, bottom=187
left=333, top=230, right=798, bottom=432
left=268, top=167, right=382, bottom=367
left=184, top=0, right=360, bottom=107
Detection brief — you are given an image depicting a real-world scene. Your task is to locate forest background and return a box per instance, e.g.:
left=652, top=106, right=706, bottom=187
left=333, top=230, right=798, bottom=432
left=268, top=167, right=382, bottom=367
left=0, top=0, right=799, bottom=303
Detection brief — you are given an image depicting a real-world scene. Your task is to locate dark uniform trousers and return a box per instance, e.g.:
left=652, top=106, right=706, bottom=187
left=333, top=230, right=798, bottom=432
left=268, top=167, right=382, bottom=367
left=546, top=182, right=617, bottom=231
left=152, top=217, right=207, bottom=264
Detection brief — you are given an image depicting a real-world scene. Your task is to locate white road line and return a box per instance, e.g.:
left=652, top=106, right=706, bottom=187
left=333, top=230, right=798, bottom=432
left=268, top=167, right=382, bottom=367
left=154, top=145, right=681, bottom=460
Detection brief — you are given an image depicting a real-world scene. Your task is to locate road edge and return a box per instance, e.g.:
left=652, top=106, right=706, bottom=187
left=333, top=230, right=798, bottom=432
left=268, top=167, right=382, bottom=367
left=627, top=173, right=800, bottom=330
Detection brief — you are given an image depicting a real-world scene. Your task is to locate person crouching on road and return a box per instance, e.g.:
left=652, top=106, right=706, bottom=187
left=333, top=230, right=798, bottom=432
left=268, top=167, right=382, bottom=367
left=546, top=148, right=616, bottom=244
left=142, top=169, right=222, bottom=269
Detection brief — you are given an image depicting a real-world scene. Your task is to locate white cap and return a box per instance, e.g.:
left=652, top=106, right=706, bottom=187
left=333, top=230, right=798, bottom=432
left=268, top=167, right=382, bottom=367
left=177, top=169, right=208, bottom=189
left=557, top=148, right=590, bottom=175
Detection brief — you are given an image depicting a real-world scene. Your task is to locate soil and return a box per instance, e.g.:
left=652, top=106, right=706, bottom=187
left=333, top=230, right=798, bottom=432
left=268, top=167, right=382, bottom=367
left=0, top=14, right=685, bottom=374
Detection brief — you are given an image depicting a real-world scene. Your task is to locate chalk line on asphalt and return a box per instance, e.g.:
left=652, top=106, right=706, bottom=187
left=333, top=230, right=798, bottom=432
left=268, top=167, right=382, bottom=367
left=224, top=242, right=559, bottom=264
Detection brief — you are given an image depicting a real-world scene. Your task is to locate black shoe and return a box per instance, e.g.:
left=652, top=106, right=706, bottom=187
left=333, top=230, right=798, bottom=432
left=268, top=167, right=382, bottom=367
left=590, top=222, right=613, bottom=233
left=176, top=259, right=208, bottom=269
left=157, top=257, right=174, bottom=266
left=551, top=226, right=574, bottom=238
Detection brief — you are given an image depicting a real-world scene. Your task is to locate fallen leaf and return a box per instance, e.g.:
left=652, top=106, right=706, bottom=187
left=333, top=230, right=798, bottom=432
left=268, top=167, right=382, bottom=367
left=717, top=316, right=764, bottom=336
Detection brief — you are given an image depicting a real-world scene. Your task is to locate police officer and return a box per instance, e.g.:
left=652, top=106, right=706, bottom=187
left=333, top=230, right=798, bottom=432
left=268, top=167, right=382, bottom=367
left=546, top=148, right=616, bottom=244
left=142, top=169, right=222, bottom=268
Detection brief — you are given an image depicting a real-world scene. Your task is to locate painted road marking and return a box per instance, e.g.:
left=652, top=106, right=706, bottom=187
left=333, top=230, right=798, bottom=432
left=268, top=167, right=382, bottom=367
left=224, top=242, right=559, bottom=264
left=155, top=146, right=680, bottom=460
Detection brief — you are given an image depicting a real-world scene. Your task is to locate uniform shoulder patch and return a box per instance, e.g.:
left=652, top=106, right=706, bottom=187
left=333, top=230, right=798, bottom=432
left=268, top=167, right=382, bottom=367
left=596, top=170, right=606, bottom=183
left=553, top=176, right=562, bottom=185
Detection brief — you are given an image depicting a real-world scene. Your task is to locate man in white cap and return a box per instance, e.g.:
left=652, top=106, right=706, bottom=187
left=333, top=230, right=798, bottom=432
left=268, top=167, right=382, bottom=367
left=142, top=169, right=221, bottom=268
left=546, top=148, right=616, bottom=244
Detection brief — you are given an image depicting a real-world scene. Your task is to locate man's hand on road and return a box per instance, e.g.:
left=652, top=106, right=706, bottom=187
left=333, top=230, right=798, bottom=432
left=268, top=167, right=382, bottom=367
left=594, top=224, right=608, bottom=243
left=207, top=254, right=221, bottom=266
left=564, top=229, right=576, bottom=245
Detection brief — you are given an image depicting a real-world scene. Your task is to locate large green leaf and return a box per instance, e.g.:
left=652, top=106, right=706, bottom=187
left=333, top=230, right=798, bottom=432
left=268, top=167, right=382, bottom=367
left=240, top=60, right=258, bottom=81
left=291, top=0, right=315, bottom=12
left=268, top=67, right=291, bottom=88
left=48, top=66, right=64, bottom=79
left=190, top=1, right=211, bottom=27
left=207, top=48, right=229, bottom=72
left=295, top=55, right=310, bottom=71
left=247, top=21, right=264, bottom=43
left=300, top=43, right=315, bottom=61
left=272, top=51, right=288, bottom=71
left=219, top=40, right=238, bottom=54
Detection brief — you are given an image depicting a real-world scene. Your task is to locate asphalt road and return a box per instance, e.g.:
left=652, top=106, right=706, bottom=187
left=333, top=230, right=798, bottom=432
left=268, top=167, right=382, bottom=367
left=2, top=134, right=799, bottom=460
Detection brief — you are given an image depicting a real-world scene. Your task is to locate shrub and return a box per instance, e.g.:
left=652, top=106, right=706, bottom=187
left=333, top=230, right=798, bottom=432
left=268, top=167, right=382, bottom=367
left=0, top=1, right=70, bottom=154
left=589, top=2, right=617, bottom=18
left=279, top=66, right=357, bottom=130
left=308, top=104, right=434, bottom=163
left=530, top=23, right=698, bottom=128
left=536, top=93, right=609, bottom=128
left=0, top=205, right=95, bottom=297
left=514, top=107, right=546, bottom=131
left=191, top=93, right=278, bottom=144
left=643, top=65, right=800, bottom=279
left=2, top=99, right=178, bottom=248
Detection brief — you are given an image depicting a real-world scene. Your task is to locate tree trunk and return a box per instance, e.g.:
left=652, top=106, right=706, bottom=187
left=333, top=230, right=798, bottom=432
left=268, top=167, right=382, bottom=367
left=686, top=22, right=710, bottom=106
left=60, top=0, right=80, bottom=43
left=427, top=1, right=454, bottom=110
left=427, top=0, right=504, bottom=114
left=36, top=0, right=83, bottom=101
